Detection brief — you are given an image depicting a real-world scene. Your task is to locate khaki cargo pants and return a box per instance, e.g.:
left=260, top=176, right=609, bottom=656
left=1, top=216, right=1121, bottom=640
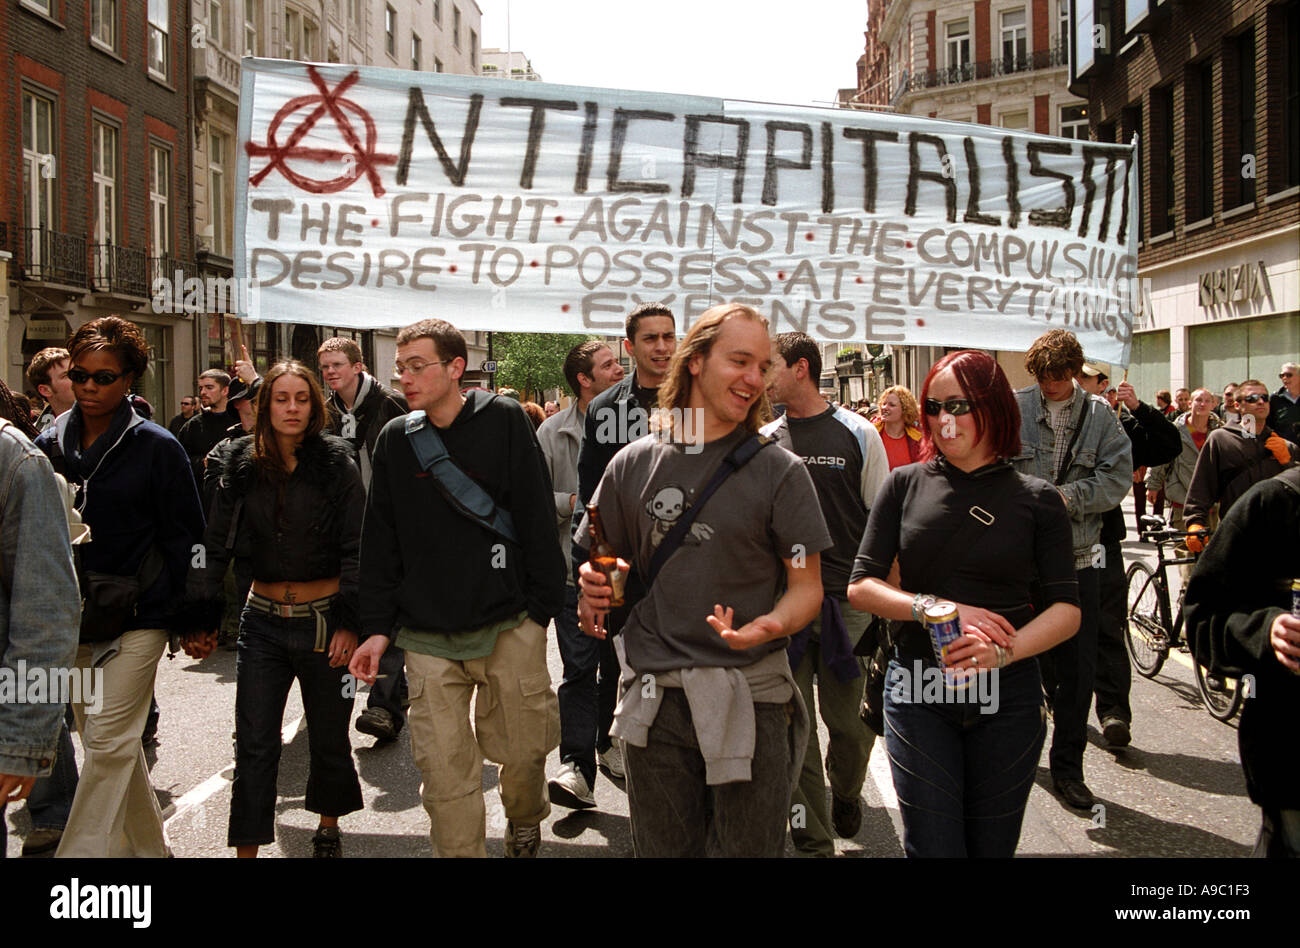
left=405, top=617, right=560, bottom=857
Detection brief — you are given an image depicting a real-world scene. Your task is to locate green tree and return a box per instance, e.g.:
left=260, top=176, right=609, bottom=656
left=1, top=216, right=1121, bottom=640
left=493, top=332, right=594, bottom=402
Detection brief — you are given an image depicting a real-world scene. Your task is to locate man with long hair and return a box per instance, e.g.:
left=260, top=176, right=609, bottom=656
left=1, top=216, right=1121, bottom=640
left=577, top=303, right=829, bottom=856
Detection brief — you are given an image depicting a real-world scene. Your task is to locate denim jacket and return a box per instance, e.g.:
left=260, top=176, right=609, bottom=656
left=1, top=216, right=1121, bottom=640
left=0, top=422, right=81, bottom=777
left=1013, top=383, right=1133, bottom=564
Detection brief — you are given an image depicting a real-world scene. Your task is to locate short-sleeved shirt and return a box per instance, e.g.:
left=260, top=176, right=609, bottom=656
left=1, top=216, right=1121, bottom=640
left=850, top=457, right=1079, bottom=632
left=578, top=426, right=832, bottom=675
left=761, top=405, right=889, bottom=597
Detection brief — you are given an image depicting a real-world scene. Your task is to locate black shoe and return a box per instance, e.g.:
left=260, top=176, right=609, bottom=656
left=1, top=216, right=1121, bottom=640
left=355, top=707, right=398, bottom=742
left=1101, top=717, right=1131, bottom=747
left=1205, top=674, right=1226, bottom=692
left=312, top=826, right=342, bottom=858
left=831, top=793, right=862, bottom=839
left=141, top=728, right=159, bottom=749
left=1053, top=777, right=1095, bottom=810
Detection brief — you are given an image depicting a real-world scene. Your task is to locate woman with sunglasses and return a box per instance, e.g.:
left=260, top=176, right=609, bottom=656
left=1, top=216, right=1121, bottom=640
left=847, top=350, right=1081, bottom=857
left=186, top=361, right=364, bottom=858
left=34, top=316, right=205, bottom=857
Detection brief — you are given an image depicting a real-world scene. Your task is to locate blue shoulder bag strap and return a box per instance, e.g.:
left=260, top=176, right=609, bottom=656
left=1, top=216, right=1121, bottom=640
left=405, top=410, right=519, bottom=545
left=644, top=433, right=774, bottom=588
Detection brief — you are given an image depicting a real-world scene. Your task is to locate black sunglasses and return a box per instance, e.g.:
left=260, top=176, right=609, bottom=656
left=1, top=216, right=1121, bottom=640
left=1238, top=393, right=1269, bottom=405
left=68, top=367, right=129, bottom=386
left=924, top=397, right=974, bottom=416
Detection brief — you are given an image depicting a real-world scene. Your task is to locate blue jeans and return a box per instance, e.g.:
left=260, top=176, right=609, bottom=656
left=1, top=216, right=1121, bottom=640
left=26, top=708, right=78, bottom=830
left=1039, top=566, right=1100, bottom=781
left=555, top=585, right=618, bottom=786
left=884, top=658, right=1047, bottom=857
left=228, top=607, right=363, bottom=847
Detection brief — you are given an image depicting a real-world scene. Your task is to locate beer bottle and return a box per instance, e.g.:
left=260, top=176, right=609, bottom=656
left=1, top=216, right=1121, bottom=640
left=586, top=503, right=626, bottom=607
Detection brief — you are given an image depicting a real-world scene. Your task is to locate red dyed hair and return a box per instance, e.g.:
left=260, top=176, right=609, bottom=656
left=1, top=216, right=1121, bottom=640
left=918, top=350, right=1021, bottom=463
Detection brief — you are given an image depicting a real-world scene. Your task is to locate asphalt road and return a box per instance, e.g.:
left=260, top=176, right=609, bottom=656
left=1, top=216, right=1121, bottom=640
left=4, top=496, right=1258, bottom=858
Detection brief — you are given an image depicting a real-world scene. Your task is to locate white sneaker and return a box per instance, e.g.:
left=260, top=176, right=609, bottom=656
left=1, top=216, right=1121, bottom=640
left=598, top=740, right=625, bottom=779
left=547, top=761, right=596, bottom=809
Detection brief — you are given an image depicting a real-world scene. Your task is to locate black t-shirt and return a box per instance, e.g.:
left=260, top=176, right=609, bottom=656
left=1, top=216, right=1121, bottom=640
left=850, top=457, right=1079, bottom=632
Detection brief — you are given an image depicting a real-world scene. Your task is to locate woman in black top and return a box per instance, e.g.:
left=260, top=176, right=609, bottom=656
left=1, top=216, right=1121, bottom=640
left=847, top=350, right=1080, bottom=857
left=187, top=361, right=364, bottom=857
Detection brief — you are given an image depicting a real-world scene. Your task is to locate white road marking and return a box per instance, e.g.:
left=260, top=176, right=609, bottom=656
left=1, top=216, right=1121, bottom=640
left=866, top=742, right=904, bottom=843
left=161, top=714, right=304, bottom=826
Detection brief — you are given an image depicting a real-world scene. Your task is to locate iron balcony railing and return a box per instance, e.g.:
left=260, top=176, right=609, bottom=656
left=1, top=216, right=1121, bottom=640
left=16, top=226, right=88, bottom=286
left=901, top=42, right=1068, bottom=95
left=91, top=243, right=151, bottom=298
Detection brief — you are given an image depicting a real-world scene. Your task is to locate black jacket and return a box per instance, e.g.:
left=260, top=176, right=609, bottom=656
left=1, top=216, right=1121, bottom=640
left=1100, top=400, right=1182, bottom=544
left=325, top=374, right=408, bottom=461
left=572, top=371, right=660, bottom=591
left=187, top=434, right=364, bottom=631
left=36, top=400, right=205, bottom=636
left=361, top=391, right=564, bottom=639
left=1184, top=467, right=1300, bottom=808
left=179, top=407, right=239, bottom=483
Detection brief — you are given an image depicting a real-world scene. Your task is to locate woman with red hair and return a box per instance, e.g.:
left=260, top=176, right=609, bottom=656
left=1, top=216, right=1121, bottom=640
left=847, top=350, right=1081, bottom=857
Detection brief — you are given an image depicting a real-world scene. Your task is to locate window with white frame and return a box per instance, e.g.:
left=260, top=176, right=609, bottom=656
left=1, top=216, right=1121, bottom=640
left=412, top=33, right=421, bottom=70
left=1060, top=103, right=1089, bottom=139
left=946, top=20, right=970, bottom=71
left=148, top=0, right=170, bottom=79
left=92, top=0, right=117, bottom=51
left=1001, top=8, right=1027, bottom=65
left=1058, top=0, right=1069, bottom=48
left=92, top=121, right=118, bottom=252
left=453, top=6, right=461, bottom=49
left=150, top=144, right=171, bottom=257
left=21, top=90, right=55, bottom=233
left=209, top=132, right=227, bottom=256
left=385, top=5, right=395, bottom=56
left=244, top=0, right=259, bottom=55
left=304, top=17, right=318, bottom=58
left=21, top=0, right=52, bottom=14
left=210, top=0, right=224, bottom=48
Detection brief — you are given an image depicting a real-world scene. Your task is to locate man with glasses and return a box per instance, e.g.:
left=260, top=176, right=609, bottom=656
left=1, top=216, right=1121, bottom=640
left=1183, top=379, right=1296, bottom=554
left=1268, top=363, right=1300, bottom=444
left=350, top=318, right=564, bottom=858
left=1013, top=331, right=1132, bottom=811
left=168, top=395, right=198, bottom=439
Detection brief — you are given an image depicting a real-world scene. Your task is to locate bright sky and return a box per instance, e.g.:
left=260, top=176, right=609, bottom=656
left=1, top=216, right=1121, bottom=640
left=472, top=0, right=868, bottom=108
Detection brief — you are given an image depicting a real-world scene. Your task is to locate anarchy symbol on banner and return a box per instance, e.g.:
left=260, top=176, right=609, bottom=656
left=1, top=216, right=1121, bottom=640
left=245, top=66, right=398, bottom=197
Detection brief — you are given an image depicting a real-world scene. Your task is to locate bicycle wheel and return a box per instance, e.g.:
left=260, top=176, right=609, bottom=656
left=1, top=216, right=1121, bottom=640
left=1194, top=661, right=1244, bottom=722
left=1125, top=561, right=1167, bottom=677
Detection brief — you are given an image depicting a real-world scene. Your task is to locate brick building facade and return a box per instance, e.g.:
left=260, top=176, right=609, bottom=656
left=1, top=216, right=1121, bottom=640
left=2, top=0, right=195, bottom=415
left=1072, top=0, right=1298, bottom=398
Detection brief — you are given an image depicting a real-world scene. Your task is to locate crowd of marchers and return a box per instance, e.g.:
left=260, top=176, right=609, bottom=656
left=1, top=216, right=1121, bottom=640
left=1, top=307, right=1297, bottom=859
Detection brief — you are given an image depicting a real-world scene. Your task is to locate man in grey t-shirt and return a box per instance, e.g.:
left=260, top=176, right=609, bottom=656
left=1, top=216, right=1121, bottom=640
left=577, top=304, right=830, bottom=857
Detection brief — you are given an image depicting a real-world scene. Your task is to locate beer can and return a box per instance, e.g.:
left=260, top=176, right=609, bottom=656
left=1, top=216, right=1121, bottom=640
left=924, top=601, right=970, bottom=689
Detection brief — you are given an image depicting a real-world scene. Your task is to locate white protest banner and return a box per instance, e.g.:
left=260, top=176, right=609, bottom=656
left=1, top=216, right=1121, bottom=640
left=235, top=59, right=1138, bottom=364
